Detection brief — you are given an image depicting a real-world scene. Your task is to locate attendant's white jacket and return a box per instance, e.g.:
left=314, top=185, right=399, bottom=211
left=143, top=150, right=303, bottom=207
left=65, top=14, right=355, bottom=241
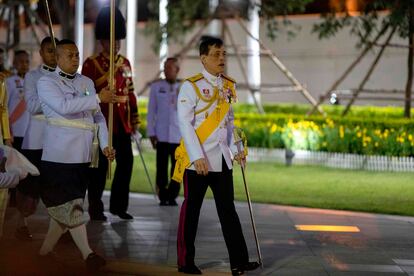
left=177, top=69, right=238, bottom=172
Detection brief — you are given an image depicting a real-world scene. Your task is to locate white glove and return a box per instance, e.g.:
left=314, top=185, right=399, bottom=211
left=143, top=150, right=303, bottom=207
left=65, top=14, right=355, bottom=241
left=132, top=131, right=143, bottom=143
left=8, top=168, right=27, bottom=180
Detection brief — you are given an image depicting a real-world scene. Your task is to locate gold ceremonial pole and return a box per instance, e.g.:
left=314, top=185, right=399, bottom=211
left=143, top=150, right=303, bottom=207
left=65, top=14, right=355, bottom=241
left=107, top=0, right=115, bottom=179
left=42, top=0, right=56, bottom=50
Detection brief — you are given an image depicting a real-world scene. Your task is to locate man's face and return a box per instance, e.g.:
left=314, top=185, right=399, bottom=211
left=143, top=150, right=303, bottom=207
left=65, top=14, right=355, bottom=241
left=164, top=60, right=179, bottom=82
left=57, top=44, right=79, bottom=75
left=14, top=53, right=30, bottom=76
left=100, top=40, right=121, bottom=55
left=201, top=45, right=226, bottom=76
left=40, top=42, right=57, bottom=68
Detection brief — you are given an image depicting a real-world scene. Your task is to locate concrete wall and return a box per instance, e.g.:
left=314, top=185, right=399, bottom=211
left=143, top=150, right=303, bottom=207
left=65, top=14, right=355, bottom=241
left=1, top=14, right=407, bottom=107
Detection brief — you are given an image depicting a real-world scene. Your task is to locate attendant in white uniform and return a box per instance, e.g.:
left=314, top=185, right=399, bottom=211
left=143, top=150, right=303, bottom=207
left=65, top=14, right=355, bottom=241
left=175, top=37, right=259, bottom=275
left=12, top=37, right=58, bottom=241
left=6, top=50, right=30, bottom=150
left=37, top=39, right=115, bottom=272
left=147, top=57, right=181, bottom=206
left=5, top=50, right=30, bottom=211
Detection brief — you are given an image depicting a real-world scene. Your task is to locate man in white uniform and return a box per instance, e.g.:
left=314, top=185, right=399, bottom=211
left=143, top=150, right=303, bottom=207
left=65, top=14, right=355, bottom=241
left=12, top=37, right=59, bottom=241
left=5, top=50, right=30, bottom=218
left=175, top=37, right=259, bottom=275
left=6, top=50, right=30, bottom=150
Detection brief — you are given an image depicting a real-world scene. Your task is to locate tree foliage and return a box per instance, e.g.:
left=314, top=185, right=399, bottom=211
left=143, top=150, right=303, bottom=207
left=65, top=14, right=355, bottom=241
left=259, top=0, right=313, bottom=40
left=145, top=0, right=208, bottom=52
left=145, top=0, right=313, bottom=51
left=312, top=0, right=412, bottom=46
left=310, top=0, right=414, bottom=118
left=144, top=0, right=413, bottom=117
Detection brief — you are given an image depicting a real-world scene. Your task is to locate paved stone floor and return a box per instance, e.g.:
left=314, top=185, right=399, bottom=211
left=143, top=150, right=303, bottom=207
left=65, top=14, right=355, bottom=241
left=1, top=192, right=414, bottom=275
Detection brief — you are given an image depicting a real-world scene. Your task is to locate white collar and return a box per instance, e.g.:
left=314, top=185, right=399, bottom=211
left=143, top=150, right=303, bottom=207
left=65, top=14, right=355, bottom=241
left=56, top=67, right=77, bottom=80
left=202, top=69, right=220, bottom=86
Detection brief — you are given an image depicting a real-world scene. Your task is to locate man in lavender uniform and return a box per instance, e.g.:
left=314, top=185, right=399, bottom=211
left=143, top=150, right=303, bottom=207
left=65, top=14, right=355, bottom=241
left=37, top=39, right=115, bottom=272
left=147, top=57, right=181, bottom=206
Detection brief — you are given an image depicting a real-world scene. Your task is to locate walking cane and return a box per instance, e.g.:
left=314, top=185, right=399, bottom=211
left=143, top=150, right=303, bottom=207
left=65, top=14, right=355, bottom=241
left=132, top=132, right=157, bottom=200
left=233, top=127, right=263, bottom=268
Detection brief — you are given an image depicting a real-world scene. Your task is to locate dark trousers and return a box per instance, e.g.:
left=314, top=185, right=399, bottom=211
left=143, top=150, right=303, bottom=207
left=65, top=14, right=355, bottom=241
left=156, top=142, right=180, bottom=201
left=88, top=128, right=133, bottom=216
left=11, top=136, right=23, bottom=151
left=177, top=158, right=249, bottom=269
left=18, top=149, right=42, bottom=197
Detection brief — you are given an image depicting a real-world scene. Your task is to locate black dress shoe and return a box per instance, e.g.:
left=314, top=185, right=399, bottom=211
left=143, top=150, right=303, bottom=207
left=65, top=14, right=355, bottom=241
left=159, top=200, right=169, bottom=206
left=90, top=213, right=107, bottom=221
left=15, top=226, right=32, bottom=241
left=111, top=211, right=133, bottom=220
left=231, top=268, right=244, bottom=276
left=85, top=252, right=106, bottom=271
left=178, top=264, right=202, bottom=274
left=231, top=261, right=260, bottom=276
left=168, top=199, right=178, bottom=206
left=243, top=261, right=260, bottom=271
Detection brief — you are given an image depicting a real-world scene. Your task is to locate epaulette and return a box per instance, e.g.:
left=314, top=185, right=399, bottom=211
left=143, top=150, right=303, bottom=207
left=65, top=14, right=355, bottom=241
left=117, top=54, right=125, bottom=63
left=221, top=74, right=236, bottom=84
left=185, top=73, right=204, bottom=83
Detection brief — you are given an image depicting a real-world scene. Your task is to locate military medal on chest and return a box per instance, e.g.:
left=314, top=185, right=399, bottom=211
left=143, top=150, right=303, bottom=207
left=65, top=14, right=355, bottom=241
left=15, top=79, right=24, bottom=99
left=82, top=84, right=90, bottom=96
left=202, top=89, right=210, bottom=98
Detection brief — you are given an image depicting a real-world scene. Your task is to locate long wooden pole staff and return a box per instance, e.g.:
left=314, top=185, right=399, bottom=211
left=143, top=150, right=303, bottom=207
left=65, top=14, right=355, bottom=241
left=42, top=0, right=56, bottom=50
left=107, top=0, right=115, bottom=179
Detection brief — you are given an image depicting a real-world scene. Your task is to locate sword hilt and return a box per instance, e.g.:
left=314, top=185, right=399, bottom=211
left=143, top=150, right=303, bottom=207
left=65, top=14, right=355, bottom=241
left=233, top=127, right=246, bottom=168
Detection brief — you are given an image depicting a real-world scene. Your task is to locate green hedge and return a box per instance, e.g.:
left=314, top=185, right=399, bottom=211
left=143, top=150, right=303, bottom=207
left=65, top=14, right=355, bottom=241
left=232, top=103, right=411, bottom=119
left=235, top=113, right=414, bottom=156
left=137, top=101, right=414, bottom=157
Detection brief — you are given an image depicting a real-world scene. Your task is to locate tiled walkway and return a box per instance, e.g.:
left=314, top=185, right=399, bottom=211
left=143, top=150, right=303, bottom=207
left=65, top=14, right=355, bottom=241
left=1, top=192, right=414, bottom=275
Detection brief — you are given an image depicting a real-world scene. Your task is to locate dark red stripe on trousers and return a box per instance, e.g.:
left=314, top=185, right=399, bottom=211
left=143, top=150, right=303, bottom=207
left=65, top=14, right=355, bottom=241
left=177, top=171, right=188, bottom=266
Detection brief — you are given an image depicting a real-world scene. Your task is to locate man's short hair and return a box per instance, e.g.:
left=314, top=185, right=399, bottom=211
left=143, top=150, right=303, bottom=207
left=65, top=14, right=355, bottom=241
left=14, top=50, right=29, bottom=57
left=56, top=39, right=77, bottom=55
left=199, top=36, right=223, bottom=56
left=56, top=39, right=76, bottom=47
left=40, top=36, right=59, bottom=48
left=0, top=48, right=4, bottom=54
left=165, top=57, right=179, bottom=67
left=166, top=57, right=178, bottom=63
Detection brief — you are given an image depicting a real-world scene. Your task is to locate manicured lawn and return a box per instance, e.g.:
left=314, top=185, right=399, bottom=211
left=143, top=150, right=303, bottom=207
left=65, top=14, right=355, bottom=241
left=107, top=149, right=414, bottom=216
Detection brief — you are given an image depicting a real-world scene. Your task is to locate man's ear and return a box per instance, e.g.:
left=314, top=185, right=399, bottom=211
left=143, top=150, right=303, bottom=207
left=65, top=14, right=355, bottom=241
left=200, top=55, right=206, bottom=65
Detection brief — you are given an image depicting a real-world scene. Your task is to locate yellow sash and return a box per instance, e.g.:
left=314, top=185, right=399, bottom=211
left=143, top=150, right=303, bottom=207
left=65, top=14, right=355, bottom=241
left=172, top=100, right=230, bottom=183
left=0, top=80, right=10, bottom=140
left=172, top=74, right=236, bottom=183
